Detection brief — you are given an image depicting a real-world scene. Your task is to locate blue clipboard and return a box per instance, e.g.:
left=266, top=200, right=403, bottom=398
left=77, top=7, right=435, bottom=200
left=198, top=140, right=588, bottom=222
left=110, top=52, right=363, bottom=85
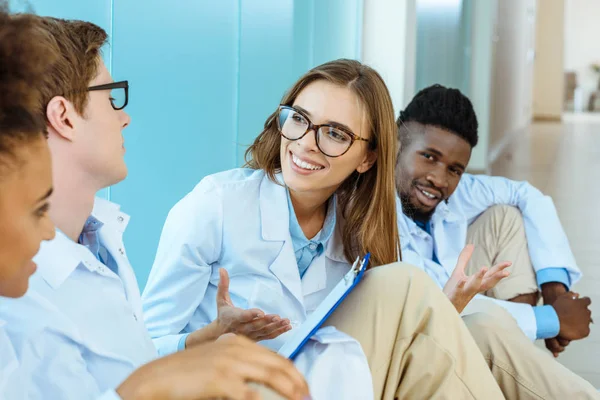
left=277, top=253, right=371, bottom=360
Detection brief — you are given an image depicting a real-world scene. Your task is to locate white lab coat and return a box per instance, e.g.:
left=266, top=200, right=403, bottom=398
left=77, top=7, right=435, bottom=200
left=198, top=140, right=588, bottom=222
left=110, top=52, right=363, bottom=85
left=398, top=173, right=582, bottom=341
left=143, top=168, right=373, bottom=399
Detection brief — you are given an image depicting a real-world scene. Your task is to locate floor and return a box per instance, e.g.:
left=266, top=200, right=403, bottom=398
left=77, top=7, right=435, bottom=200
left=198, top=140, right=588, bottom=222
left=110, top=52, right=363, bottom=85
left=491, top=112, right=600, bottom=387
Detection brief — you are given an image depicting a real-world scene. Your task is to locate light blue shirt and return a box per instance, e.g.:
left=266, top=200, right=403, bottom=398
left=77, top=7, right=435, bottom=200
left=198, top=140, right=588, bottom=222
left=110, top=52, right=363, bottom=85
left=0, top=321, right=22, bottom=398
left=0, top=198, right=157, bottom=400
left=287, top=190, right=337, bottom=278
left=398, top=174, right=582, bottom=341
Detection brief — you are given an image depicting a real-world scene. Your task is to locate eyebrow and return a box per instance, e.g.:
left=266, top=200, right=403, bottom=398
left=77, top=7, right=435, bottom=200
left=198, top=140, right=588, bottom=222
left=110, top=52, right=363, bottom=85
left=37, top=188, right=53, bottom=203
left=423, top=147, right=466, bottom=170
left=294, top=105, right=356, bottom=134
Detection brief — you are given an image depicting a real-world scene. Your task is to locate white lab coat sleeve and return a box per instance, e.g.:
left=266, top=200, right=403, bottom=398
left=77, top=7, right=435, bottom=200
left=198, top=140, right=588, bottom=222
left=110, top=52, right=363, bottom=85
left=142, top=177, right=223, bottom=356
left=453, top=174, right=581, bottom=285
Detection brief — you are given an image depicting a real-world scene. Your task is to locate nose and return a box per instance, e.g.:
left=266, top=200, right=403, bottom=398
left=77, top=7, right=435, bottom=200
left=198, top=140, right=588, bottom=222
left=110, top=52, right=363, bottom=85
left=426, top=165, right=449, bottom=190
left=296, top=128, right=319, bottom=153
left=120, top=109, right=131, bottom=129
left=43, top=218, right=56, bottom=242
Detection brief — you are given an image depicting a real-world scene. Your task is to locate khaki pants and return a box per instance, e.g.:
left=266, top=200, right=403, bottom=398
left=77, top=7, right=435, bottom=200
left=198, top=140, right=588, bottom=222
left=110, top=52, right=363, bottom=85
left=324, top=263, right=504, bottom=400
left=464, top=205, right=599, bottom=400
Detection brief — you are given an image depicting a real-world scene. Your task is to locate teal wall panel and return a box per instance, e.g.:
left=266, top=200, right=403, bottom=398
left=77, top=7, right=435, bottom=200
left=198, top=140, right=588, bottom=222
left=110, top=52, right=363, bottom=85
left=110, top=0, right=240, bottom=288
left=20, top=0, right=365, bottom=290
left=236, top=0, right=296, bottom=165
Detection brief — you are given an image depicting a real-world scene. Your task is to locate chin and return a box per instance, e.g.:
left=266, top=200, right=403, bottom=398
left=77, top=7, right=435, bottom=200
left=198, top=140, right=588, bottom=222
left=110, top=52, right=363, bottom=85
left=0, top=279, right=29, bottom=298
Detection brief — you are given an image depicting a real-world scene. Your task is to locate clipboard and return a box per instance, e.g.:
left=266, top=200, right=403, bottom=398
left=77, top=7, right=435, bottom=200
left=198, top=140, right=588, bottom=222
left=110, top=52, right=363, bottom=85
left=278, top=253, right=371, bottom=360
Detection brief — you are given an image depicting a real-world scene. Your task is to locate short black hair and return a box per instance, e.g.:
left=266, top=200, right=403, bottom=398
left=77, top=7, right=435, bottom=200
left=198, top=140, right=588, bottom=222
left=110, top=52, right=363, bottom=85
left=397, top=84, right=478, bottom=148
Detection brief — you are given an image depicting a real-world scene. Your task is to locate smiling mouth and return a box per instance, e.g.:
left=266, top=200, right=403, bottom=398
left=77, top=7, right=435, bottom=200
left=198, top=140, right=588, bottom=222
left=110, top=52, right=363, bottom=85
left=291, top=152, right=324, bottom=171
left=419, top=188, right=438, bottom=200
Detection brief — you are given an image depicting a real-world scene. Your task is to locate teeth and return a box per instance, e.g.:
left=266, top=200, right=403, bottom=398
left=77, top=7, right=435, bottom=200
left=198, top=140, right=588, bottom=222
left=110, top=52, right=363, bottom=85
left=292, top=154, right=323, bottom=171
left=421, top=189, right=436, bottom=199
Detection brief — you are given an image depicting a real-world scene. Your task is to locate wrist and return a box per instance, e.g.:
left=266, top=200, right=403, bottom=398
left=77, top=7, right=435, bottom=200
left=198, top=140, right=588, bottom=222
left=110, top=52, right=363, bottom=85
left=186, top=320, right=224, bottom=348
left=542, top=282, right=567, bottom=304
left=116, top=368, right=160, bottom=400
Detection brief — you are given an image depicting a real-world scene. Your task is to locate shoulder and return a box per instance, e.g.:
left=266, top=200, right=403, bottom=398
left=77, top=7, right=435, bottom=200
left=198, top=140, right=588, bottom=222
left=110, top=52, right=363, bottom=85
left=191, top=168, right=266, bottom=195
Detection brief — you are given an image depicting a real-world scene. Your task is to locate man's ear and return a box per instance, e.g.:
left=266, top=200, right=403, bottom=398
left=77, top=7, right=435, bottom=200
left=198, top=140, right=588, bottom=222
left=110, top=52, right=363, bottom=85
left=356, top=150, right=377, bottom=174
left=46, top=96, right=77, bottom=141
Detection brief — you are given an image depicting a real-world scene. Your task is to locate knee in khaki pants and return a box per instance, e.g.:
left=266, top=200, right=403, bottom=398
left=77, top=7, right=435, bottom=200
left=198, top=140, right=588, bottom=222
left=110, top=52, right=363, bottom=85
left=466, top=205, right=539, bottom=300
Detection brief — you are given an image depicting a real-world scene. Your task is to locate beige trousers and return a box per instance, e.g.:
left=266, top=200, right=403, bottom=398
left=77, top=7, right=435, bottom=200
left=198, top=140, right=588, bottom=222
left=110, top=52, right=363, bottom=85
left=323, top=263, right=505, bottom=400
left=463, top=205, right=599, bottom=400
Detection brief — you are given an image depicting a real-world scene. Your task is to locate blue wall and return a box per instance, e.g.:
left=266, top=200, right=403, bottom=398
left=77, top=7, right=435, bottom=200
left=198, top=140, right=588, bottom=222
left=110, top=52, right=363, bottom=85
left=22, top=0, right=363, bottom=289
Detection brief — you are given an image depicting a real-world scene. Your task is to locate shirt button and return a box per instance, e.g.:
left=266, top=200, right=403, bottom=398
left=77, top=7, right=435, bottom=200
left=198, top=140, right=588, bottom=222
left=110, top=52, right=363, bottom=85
left=133, top=314, right=138, bottom=321
left=98, top=266, right=105, bottom=273
left=118, top=248, right=125, bottom=255
left=309, top=243, right=317, bottom=250
left=117, top=216, right=124, bottom=223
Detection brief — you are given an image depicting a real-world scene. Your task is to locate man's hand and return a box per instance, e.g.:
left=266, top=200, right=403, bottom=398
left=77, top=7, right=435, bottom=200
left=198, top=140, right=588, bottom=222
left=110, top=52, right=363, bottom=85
left=443, top=244, right=512, bottom=313
left=542, top=282, right=570, bottom=357
left=186, top=269, right=292, bottom=348
left=117, top=335, right=310, bottom=400
left=553, top=291, right=592, bottom=341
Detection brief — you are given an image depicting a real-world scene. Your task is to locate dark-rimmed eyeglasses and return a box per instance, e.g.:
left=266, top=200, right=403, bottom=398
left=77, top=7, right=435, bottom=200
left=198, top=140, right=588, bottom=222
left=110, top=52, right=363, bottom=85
left=275, top=105, right=369, bottom=157
left=87, top=80, right=129, bottom=110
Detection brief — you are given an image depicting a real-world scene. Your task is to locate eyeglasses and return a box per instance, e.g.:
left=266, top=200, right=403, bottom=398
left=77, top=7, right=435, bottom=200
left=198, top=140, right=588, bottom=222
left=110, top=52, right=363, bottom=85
left=87, top=80, right=129, bottom=110
left=275, top=105, right=369, bottom=157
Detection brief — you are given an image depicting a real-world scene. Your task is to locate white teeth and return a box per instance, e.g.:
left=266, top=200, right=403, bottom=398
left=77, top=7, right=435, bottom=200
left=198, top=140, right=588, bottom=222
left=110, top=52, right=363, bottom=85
left=421, top=189, right=436, bottom=199
left=292, top=154, right=323, bottom=171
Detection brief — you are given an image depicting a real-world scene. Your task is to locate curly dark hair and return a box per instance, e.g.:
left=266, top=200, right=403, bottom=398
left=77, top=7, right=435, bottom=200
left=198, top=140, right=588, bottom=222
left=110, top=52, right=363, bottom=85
left=397, top=84, right=478, bottom=149
left=0, top=4, right=55, bottom=163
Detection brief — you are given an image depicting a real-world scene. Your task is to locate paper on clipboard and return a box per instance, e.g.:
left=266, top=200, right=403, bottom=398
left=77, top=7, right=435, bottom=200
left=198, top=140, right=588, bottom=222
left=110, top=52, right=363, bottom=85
left=278, top=253, right=370, bottom=360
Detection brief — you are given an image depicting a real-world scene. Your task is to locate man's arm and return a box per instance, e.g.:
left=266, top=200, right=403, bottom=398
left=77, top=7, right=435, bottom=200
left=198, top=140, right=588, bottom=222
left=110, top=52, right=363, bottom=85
left=452, top=174, right=581, bottom=288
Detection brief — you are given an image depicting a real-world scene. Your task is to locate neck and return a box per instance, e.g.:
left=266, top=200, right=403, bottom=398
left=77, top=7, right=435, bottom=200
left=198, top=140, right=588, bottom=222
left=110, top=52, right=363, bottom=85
left=289, top=188, right=333, bottom=239
left=49, top=154, right=103, bottom=242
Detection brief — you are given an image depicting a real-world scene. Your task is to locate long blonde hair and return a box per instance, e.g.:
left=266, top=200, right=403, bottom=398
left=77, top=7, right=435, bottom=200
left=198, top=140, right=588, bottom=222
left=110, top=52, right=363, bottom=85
left=245, top=59, right=400, bottom=267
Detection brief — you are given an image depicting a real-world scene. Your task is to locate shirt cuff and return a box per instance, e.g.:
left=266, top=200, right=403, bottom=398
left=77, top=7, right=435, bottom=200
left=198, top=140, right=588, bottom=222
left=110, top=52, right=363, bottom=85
left=177, top=333, right=190, bottom=351
left=152, top=334, right=188, bottom=357
left=97, top=390, right=122, bottom=400
left=533, top=305, right=560, bottom=339
left=536, top=267, right=570, bottom=290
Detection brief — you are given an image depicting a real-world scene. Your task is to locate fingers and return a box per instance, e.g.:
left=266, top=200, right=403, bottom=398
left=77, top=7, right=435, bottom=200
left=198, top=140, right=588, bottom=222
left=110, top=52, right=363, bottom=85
left=455, top=244, right=475, bottom=274
left=480, top=262, right=511, bottom=291
left=223, top=341, right=310, bottom=400
left=464, top=267, right=486, bottom=295
left=217, top=268, right=232, bottom=307
left=212, top=374, right=261, bottom=400
left=557, top=338, right=570, bottom=347
left=487, top=261, right=512, bottom=276
left=236, top=308, right=267, bottom=324
left=255, top=324, right=293, bottom=341
left=240, top=316, right=291, bottom=338
left=545, top=338, right=564, bottom=358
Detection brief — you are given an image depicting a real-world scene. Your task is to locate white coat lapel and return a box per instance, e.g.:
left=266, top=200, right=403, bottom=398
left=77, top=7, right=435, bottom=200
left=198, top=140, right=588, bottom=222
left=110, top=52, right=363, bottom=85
left=259, top=174, right=305, bottom=308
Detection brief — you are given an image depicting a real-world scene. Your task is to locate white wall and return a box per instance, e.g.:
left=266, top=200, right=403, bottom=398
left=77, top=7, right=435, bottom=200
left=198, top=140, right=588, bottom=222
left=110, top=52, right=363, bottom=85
left=488, top=0, right=537, bottom=162
left=564, top=0, right=600, bottom=107
left=533, top=0, right=565, bottom=119
left=362, top=0, right=417, bottom=115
